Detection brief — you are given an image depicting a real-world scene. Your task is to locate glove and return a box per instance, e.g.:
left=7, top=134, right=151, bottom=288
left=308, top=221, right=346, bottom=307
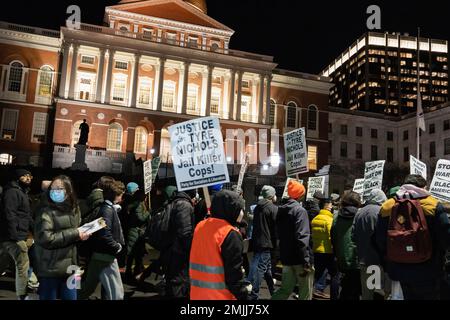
left=113, top=204, right=122, bottom=213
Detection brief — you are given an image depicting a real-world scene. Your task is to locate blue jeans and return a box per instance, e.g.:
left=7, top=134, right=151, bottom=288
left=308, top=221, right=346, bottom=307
left=247, top=250, right=272, bottom=300
left=38, top=277, right=77, bottom=300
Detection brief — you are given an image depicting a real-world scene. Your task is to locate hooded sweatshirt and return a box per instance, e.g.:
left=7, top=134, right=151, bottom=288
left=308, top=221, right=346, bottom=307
left=352, top=189, right=387, bottom=267
left=276, top=199, right=313, bottom=266
left=208, top=190, right=249, bottom=300
left=331, top=206, right=359, bottom=271
left=252, top=198, right=278, bottom=251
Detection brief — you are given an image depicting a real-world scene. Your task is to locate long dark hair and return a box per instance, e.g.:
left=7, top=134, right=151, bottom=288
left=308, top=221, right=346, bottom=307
left=47, top=175, right=77, bottom=212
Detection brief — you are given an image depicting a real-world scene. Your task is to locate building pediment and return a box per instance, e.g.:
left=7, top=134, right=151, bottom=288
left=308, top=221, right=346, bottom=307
left=107, top=0, right=233, bottom=32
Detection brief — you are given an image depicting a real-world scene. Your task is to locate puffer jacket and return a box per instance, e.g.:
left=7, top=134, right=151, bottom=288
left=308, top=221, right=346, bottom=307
left=82, top=188, right=104, bottom=221
left=33, top=204, right=81, bottom=278
left=375, top=195, right=450, bottom=283
left=126, top=200, right=150, bottom=254
left=331, top=206, right=359, bottom=271
left=0, top=181, right=33, bottom=241
left=311, top=209, right=334, bottom=254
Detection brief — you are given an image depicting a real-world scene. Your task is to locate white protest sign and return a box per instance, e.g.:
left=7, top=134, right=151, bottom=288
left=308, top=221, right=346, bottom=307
left=353, top=178, right=365, bottom=201
left=430, top=159, right=450, bottom=202
left=282, top=178, right=304, bottom=199
left=307, top=176, right=326, bottom=200
left=284, top=128, right=308, bottom=176
left=315, top=165, right=330, bottom=197
left=143, top=159, right=152, bottom=194
left=236, top=153, right=249, bottom=192
left=169, top=117, right=229, bottom=191
left=410, top=155, right=427, bottom=180
left=363, top=160, right=385, bottom=202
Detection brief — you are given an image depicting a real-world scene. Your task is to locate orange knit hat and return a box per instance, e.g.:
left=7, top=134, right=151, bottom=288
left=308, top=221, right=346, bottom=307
left=288, top=180, right=305, bottom=199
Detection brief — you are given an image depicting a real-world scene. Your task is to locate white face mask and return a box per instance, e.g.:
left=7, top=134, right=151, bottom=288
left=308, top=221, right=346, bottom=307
left=236, top=210, right=244, bottom=223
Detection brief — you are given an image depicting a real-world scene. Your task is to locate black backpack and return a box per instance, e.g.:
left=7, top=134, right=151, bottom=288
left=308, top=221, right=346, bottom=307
left=144, top=201, right=175, bottom=251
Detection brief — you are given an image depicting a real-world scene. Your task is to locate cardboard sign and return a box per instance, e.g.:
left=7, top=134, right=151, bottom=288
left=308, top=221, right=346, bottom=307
left=353, top=178, right=365, bottom=201
left=307, top=176, right=326, bottom=200
left=169, top=117, right=229, bottom=191
left=143, top=159, right=152, bottom=194
left=430, top=159, right=450, bottom=202
left=410, top=155, right=427, bottom=180
left=363, top=160, right=385, bottom=202
left=284, top=128, right=308, bottom=176
left=236, top=153, right=249, bottom=192
left=282, top=178, right=304, bottom=199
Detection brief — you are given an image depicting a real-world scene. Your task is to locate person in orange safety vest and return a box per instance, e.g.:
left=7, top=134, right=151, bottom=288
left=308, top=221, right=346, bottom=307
left=189, top=189, right=252, bottom=300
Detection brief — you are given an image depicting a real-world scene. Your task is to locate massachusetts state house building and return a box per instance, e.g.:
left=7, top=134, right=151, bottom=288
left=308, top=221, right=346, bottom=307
left=0, top=0, right=331, bottom=181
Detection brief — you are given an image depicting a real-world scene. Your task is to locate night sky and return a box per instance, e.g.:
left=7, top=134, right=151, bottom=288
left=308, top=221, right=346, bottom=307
left=1, top=0, right=449, bottom=74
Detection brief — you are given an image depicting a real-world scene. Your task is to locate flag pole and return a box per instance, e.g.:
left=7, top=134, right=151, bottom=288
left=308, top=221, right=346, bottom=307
left=416, top=27, right=421, bottom=159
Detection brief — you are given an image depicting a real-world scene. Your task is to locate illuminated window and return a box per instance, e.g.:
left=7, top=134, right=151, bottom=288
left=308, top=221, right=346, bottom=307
left=241, top=96, right=252, bottom=122
left=187, top=84, right=198, bottom=114
left=81, top=55, right=94, bottom=65
left=269, top=99, right=276, bottom=126
left=112, top=75, right=127, bottom=102
left=308, top=145, right=317, bottom=171
left=31, top=112, right=48, bottom=143
left=162, top=82, right=176, bottom=111
left=0, top=153, right=13, bottom=165
left=138, top=78, right=152, bottom=107
left=37, top=66, right=53, bottom=98
left=8, top=61, right=23, bottom=93
left=134, top=126, right=147, bottom=154
left=211, top=88, right=221, bottom=115
left=0, top=109, right=19, bottom=140
left=106, top=123, right=123, bottom=152
left=115, top=61, right=128, bottom=70
left=160, top=128, right=171, bottom=163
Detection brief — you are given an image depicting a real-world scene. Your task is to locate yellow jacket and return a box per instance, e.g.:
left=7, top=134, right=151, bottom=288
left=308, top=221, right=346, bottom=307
left=311, top=209, right=334, bottom=254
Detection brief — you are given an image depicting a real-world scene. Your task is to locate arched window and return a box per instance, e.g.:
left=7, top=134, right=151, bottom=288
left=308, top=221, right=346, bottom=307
left=269, top=99, right=276, bottom=126
left=134, top=126, right=148, bottom=154
left=106, top=123, right=123, bottom=152
left=307, top=105, right=318, bottom=131
left=37, top=66, right=53, bottom=97
left=286, top=101, right=297, bottom=128
left=8, top=61, right=24, bottom=93
left=72, top=120, right=83, bottom=147
left=160, top=128, right=171, bottom=163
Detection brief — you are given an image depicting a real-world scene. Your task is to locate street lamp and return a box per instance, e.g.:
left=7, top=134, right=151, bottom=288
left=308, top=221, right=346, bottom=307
left=262, top=164, right=269, bottom=171
left=150, top=148, right=155, bottom=155
left=270, top=152, right=280, bottom=167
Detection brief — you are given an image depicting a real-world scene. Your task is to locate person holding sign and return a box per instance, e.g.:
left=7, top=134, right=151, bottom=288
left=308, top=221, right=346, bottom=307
left=33, top=175, right=90, bottom=300
left=375, top=175, right=450, bottom=300
left=272, top=180, right=314, bottom=300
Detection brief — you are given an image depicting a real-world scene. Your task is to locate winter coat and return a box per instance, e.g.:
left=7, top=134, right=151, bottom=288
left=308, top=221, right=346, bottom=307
left=90, top=201, right=125, bottom=257
left=126, top=200, right=150, bottom=254
left=276, top=199, right=313, bottom=266
left=375, top=195, right=450, bottom=283
left=251, top=199, right=278, bottom=251
left=33, top=204, right=81, bottom=278
left=0, top=181, right=33, bottom=241
left=331, top=206, right=359, bottom=271
left=311, top=209, right=334, bottom=254
left=82, top=188, right=104, bottom=220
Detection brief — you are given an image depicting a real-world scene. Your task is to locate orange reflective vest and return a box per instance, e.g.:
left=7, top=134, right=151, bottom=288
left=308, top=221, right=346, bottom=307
left=189, top=218, right=237, bottom=300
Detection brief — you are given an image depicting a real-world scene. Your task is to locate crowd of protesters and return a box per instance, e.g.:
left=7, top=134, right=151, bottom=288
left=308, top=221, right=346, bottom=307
left=1, top=168, right=450, bottom=301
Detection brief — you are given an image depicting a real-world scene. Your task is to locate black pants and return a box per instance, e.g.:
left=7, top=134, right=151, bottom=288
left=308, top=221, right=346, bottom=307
left=126, top=237, right=146, bottom=277
left=401, top=280, right=440, bottom=300
left=162, top=251, right=189, bottom=299
left=340, top=270, right=361, bottom=300
left=314, top=253, right=340, bottom=300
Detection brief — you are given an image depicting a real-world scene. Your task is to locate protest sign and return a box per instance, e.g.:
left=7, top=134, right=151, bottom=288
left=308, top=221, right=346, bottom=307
left=307, top=176, right=326, bottom=200
left=143, top=159, right=152, bottom=194
left=151, top=156, right=162, bottom=184
left=410, top=155, right=427, bottom=180
left=169, top=117, right=229, bottom=191
left=430, top=159, right=450, bottom=202
left=237, top=153, right=249, bottom=192
left=353, top=178, right=365, bottom=201
left=284, top=128, right=308, bottom=176
left=363, top=160, right=385, bottom=202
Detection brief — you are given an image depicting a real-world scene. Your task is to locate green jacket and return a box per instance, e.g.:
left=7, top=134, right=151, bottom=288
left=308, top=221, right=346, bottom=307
left=126, top=200, right=150, bottom=254
left=33, top=205, right=81, bottom=278
left=331, top=206, right=359, bottom=271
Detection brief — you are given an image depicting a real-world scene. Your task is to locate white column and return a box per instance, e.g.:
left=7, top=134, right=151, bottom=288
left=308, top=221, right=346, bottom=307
left=223, top=73, right=230, bottom=119
left=133, top=25, right=139, bottom=33
left=130, top=54, right=140, bottom=107
left=181, top=62, right=190, bottom=114
left=265, top=75, right=272, bottom=125
left=258, top=74, right=265, bottom=123
left=205, top=66, right=213, bottom=116
left=95, top=48, right=106, bottom=103
left=68, top=43, right=79, bottom=100
left=157, top=29, right=163, bottom=42
left=104, top=49, right=115, bottom=104
left=156, top=57, right=166, bottom=111
left=200, top=67, right=208, bottom=116
left=236, top=71, right=243, bottom=121
left=109, top=20, right=115, bottom=29
left=177, top=64, right=185, bottom=113
left=228, top=70, right=236, bottom=120
left=58, top=42, right=71, bottom=98
left=180, top=34, right=185, bottom=47
left=251, top=77, right=258, bottom=123
left=202, top=36, right=207, bottom=50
